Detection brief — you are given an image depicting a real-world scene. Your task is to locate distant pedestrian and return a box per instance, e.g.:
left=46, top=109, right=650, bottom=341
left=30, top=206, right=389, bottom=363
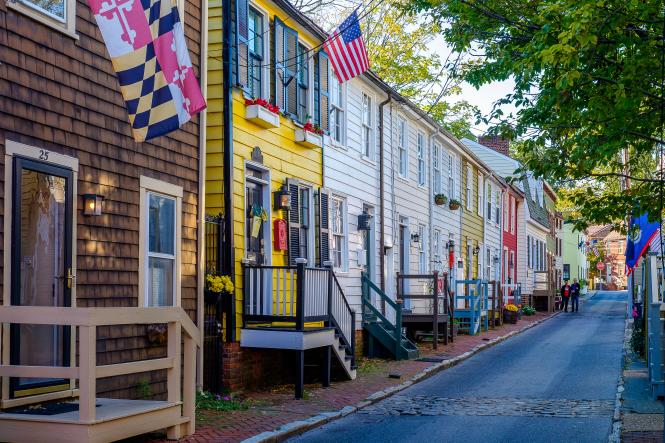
left=560, top=280, right=571, bottom=312
left=570, top=278, right=581, bottom=312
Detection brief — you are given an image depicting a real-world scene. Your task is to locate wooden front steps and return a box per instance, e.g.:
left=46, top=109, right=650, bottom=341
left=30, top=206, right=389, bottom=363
left=0, top=399, right=186, bottom=443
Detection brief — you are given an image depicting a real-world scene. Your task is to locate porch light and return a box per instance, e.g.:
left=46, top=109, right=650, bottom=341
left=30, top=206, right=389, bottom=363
left=473, top=246, right=480, bottom=255
left=446, top=240, right=455, bottom=253
left=493, top=256, right=500, bottom=264
left=273, top=187, right=291, bottom=210
left=83, top=194, right=104, bottom=216
left=411, top=233, right=420, bottom=243
left=358, top=211, right=372, bottom=231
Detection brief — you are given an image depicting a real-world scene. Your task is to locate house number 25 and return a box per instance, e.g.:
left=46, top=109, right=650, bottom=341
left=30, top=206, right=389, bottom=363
left=39, top=149, right=49, bottom=161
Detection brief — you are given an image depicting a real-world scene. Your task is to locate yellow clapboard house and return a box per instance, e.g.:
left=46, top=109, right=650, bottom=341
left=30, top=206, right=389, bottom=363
left=206, top=0, right=356, bottom=397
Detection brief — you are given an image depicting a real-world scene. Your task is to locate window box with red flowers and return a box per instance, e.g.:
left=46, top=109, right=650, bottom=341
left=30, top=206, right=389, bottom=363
left=245, top=98, right=281, bottom=129
left=295, top=121, right=324, bottom=149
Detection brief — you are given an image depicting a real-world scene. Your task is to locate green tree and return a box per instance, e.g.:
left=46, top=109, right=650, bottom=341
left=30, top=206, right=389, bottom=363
left=405, top=0, right=665, bottom=229
left=311, top=1, right=477, bottom=139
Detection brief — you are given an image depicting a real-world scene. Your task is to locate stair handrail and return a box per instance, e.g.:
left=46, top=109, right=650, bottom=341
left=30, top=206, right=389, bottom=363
left=361, top=272, right=404, bottom=359
left=327, top=265, right=356, bottom=367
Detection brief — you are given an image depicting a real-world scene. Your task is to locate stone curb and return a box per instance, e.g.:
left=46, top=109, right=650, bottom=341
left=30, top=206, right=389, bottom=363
left=608, top=315, right=631, bottom=443
left=242, top=311, right=562, bottom=443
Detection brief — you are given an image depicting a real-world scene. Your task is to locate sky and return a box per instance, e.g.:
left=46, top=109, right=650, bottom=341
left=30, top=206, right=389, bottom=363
left=431, top=36, right=517, bottom=137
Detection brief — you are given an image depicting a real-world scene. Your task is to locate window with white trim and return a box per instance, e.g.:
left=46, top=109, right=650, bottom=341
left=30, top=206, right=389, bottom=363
left=486, top=247, right=491, bottom=281
left=330, top=72, right=345, bottom=144
left=433, top=144, right=441, bottom=194
left=466, top=164, right=472, bottom=210
left=433, top=229, right=441, bottom=266
left=248, top=7, right=265, bottom=99
left=361, top=92, right=373, bottom=159
left=331, top=195, right=347, bottom=271
left=448, top=152, right=456, bottom=199
left=296, top=43, right=310, bottom=123
left=504, top=194, right=509, bottom=231
left=510, top=197, right=516, bottom=234
left=495, top=190, right=501, bottom=225
left=141, top=178, right=182, bottom=308
left=11, top=0, right=77, bottom=35
left=477, top=173, right=483, bottom=217
left=486, top=183, right=492, bottom=220
left=398, top=117, right=408, bottom=177
left=418, top=224, right=426, bottom=273
left=417, top=132, right=425, bottom=186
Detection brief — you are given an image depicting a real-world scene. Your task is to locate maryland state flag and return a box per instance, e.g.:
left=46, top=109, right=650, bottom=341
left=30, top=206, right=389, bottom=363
left=88, top=0, right=206, bottom=141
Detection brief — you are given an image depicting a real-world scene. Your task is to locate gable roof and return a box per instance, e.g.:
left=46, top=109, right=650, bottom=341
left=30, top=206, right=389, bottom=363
left=522, top=177, right=550, bottom=229
left=460, top=138, right=522, bottom=188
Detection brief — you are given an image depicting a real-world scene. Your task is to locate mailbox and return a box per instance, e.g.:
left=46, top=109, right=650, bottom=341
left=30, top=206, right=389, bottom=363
left=274, top=219, right=287, bottom=251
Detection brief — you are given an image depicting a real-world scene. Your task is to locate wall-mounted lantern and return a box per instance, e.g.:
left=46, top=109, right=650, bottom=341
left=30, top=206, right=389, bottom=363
left=473, top=246, right=480, bottom=256
left=410, top=233, right=420, bottom=244
left=83, top=194, right=104, bottom=216
left=273, top=187, right=291, bottom=210
left=493, top=255, right=500, bottom=264
left=358, top=211, right=372, bottom=231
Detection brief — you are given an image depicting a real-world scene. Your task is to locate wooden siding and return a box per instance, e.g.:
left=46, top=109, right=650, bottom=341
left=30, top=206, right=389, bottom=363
left=431, top=137, right=462, bottom=280
left=323, top=75, right=387, bottom=323
left=483, top=176, right=502, bottom=280
left=0, top=0, right=202, bottom=399
left=461, top=160, right=483, bottom=279
left=206, top=0, right=324, bottom=338
left=502, top=191, right=520, bottom=284
left=391, top=105, right=433, bottom=281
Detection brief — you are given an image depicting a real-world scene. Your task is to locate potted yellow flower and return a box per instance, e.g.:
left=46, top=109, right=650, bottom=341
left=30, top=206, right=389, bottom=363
left=206, top=274, right=234, bottom=295
left=503, top=303, right=520, bottom=324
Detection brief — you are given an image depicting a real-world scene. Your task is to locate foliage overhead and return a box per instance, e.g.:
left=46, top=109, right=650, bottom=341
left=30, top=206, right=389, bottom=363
left=309, top=0, right=478, bottom=139
left=405, top=0, right=665, bottom=229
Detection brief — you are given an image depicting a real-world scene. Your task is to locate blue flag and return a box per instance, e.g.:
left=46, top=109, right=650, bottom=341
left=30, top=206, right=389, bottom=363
left=625, top=212, right=660, bottom=274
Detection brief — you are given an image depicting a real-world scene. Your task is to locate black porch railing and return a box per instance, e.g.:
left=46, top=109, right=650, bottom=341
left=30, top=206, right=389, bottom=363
left=242, top=259, right=355, bottom=367
left=396, top=271, right=454, bottom=349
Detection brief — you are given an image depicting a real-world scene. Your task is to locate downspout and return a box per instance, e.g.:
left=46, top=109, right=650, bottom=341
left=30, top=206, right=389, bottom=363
left=428, top=131, right=435, bottom=275
left=196, top=0, right=209, bottom=389
left=222, top=0, right=236, bottom=341
left=379, top=95, right=391, bottom=293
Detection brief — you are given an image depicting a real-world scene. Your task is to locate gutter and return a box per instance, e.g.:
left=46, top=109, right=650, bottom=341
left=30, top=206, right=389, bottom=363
left=222, top=0, right=236, bottom=341
left=196, top=0, right=209, bottom=389
left=378, top=95, right=391, bottom=293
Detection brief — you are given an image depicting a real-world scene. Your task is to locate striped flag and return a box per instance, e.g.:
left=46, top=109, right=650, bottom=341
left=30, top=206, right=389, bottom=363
left=323, top=11, right=370, bottom=83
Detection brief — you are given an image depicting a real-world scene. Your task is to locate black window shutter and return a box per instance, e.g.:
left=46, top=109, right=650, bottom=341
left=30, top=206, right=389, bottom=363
left=235, top=0, right=249, bottom=88
left=284, top=26, right=298, bottom=117
left=318, top=51, right=330, bottom=132
left=287, top=179, right=301, bottom=265
left=317, top=188, right=331, bottom=266
left=273, top=18, right=286, bottom=109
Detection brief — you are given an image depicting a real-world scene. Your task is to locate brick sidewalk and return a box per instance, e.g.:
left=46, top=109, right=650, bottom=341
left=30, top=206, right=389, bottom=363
left=137, top=311, right=555, bottom=443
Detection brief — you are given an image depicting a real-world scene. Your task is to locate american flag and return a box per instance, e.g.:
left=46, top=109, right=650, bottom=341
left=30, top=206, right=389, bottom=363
left=323, top=11, right=370, bottom=83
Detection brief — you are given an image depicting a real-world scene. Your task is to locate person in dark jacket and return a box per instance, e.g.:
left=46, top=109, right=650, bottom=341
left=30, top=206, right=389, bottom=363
left=570, top=278, right=581, bottom=312
left=560, top=280, right=572, bottom=312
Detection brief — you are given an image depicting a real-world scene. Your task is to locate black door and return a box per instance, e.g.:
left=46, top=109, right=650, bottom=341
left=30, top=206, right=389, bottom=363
left=10, top=157, right=73, bottom=398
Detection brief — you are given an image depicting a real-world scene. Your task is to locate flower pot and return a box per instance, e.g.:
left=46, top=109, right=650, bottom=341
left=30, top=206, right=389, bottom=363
left=434, top=196, right=447, bottom=206
left=503, top=310, right=519, bottom=324
left=246, top=104, right=280, bottom=129
left=295, top=129, right=323, bottom=148
left=449, top=202, right=460, bottom=210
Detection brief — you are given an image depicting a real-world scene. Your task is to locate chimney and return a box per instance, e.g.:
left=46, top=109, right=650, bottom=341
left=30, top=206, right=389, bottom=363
left=478, top=135, right=510, bottom=157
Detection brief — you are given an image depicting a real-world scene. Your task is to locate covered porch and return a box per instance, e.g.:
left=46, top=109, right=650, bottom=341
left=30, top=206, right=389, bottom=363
left=0, top=306, right=199, bottom=443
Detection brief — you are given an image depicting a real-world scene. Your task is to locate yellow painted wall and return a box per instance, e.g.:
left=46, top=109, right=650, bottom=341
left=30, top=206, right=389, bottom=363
left=461, top=160, right=484, bottom=279
left=206, top=0, right=324, bottom=336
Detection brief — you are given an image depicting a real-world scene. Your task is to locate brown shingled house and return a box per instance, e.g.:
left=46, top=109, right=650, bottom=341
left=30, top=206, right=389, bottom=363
left=0, top=0, right=207, bottom=439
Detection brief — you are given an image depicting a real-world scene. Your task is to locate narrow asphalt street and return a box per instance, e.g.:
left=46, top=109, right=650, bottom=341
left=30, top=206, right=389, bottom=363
left=288, top=291, right=627, bottom=443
